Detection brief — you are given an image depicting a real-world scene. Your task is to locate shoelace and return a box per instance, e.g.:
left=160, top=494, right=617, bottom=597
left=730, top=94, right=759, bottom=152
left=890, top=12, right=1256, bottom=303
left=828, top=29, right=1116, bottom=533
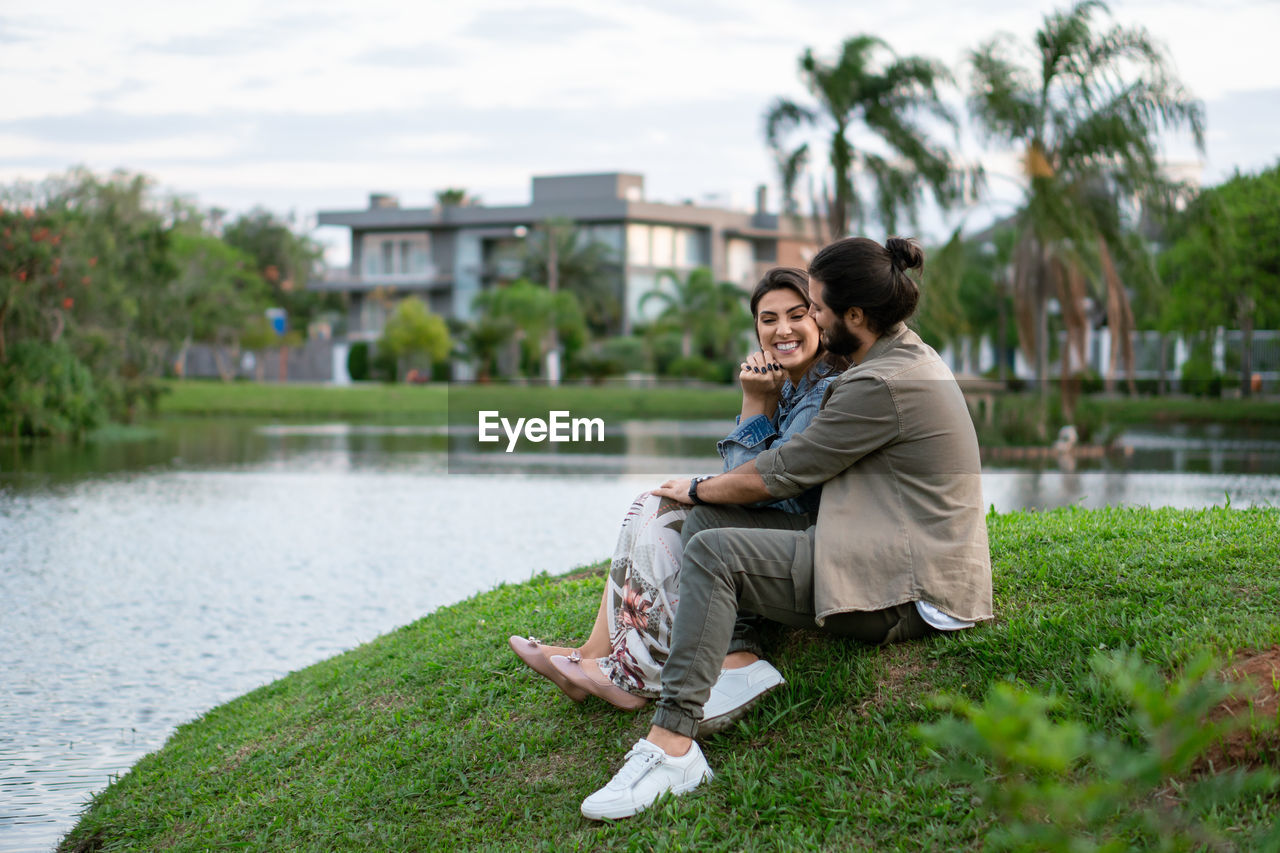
left=609, top=746, right=663, bottom=789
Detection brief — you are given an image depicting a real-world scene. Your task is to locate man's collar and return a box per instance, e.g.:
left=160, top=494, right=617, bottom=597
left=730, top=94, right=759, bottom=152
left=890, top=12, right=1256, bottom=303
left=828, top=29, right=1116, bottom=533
left=859, top=323, right=909, bottom=364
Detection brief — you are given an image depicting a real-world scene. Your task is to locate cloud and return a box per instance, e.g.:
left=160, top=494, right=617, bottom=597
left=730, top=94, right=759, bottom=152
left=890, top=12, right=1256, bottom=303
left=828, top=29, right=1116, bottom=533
left=139, top=11, right=339, bottom=56
left=353, top=44, right=459, bottom=68
left=0, top=16, right=32, bottom=43
left=461, top=6, right=619, bottom=41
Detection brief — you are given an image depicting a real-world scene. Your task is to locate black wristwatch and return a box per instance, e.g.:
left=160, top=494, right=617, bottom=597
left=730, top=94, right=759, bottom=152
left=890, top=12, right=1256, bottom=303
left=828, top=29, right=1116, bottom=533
left=689, top=475, right=714, bottom=505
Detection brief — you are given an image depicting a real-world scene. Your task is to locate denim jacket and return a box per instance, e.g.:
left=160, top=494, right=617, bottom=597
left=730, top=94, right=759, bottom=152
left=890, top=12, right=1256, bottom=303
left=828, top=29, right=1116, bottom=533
left=716, top=363, right=837, bottom=515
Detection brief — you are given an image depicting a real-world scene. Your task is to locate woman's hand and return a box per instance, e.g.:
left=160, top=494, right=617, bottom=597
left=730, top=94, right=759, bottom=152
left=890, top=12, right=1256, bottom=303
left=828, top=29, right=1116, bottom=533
left=739, top=350, right=784, bottom=420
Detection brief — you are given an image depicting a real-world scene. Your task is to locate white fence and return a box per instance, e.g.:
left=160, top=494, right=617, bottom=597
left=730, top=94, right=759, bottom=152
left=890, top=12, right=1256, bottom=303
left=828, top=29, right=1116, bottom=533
left=938, top=328, right=1280, bottom=391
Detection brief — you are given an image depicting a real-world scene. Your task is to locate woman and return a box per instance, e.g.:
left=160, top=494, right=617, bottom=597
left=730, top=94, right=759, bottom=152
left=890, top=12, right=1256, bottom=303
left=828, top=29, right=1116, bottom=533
left=509, top=267, right=847, bottom=708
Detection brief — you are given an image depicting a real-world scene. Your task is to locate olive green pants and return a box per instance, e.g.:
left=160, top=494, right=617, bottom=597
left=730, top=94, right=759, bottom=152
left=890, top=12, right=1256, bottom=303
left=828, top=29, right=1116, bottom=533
left=651, top=504, right=935, bottom=739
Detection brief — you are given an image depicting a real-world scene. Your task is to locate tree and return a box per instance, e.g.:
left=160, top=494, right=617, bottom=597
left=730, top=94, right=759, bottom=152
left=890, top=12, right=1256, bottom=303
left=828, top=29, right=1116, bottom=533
left=640, top=267, right=750, bottom=361
left=0, top=203, right=106, bottom=437
left=968, top=0, right=1205, bottom=418
left=168, top=232, right=271, bottom=381
left=764, top=35, right=969, bottom=240
left=916, top=226, right=1019, bottom=376
left=3, top=168, right=178, bottom=422
left=471, top=280, right=586, bottom=379
left=521, top=218, right=621, bottom=335
left=378, top=298, right=451, bottom=380
left=1159, top=163, right=1280, bottom=395
left=436, top=188, right=473, bottom=207
left=222, top=209, right=331, bottom=331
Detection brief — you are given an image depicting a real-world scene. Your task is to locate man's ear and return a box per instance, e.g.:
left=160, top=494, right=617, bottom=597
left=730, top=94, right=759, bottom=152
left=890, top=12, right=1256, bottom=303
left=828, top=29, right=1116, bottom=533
left=846, top=307, right=866, bottom=329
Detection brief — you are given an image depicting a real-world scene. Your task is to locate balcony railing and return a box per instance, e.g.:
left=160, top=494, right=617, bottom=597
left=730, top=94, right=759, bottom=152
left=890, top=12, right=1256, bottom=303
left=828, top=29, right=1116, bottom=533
left=310, top=266, right=446, bottom=291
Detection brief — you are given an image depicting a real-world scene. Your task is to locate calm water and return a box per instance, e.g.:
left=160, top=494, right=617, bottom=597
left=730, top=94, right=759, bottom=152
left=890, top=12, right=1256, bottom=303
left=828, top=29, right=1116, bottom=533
left=3, top=418, right=1280, bottom=852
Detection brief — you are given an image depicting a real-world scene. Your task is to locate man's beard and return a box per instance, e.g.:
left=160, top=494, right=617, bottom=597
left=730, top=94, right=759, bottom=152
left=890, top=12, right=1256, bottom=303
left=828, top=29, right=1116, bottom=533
left=822, top=320, right=862, bottom=356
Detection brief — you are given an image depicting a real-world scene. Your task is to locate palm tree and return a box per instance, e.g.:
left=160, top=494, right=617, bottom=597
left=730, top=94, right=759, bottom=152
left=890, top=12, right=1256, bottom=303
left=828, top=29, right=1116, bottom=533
left=521, top=218, right=621, bottom=335
left=764, top=35, right=969, bottom=240
left=968, top=0, right=1204, bottom=419
left=640, top=267, right=749, bottom=361
left=471, top=279, right=586, bottom=379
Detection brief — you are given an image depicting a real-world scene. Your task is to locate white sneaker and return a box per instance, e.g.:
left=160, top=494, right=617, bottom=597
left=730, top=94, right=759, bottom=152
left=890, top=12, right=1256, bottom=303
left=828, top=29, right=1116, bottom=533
left=580, top=739, right=713, bottom=820
left=698, top=660, right=786, bottom=736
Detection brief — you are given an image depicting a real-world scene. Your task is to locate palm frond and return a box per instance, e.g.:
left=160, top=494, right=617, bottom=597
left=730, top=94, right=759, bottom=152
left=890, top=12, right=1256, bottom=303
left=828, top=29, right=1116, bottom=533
left=763, top=98, right=818, bottom=151
left=968, top=37, right=1040, bottom=145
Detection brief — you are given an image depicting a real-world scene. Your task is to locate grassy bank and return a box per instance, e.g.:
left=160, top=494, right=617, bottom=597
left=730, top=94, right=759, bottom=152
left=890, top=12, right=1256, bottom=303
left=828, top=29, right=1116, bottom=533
left=153, top=380, right=1280, bottom=437
left=153, top=380, right=744, bottom=423
left=61, top=508, right=1280, bottom=851
left=1078, top=395, right=1280, bottom=426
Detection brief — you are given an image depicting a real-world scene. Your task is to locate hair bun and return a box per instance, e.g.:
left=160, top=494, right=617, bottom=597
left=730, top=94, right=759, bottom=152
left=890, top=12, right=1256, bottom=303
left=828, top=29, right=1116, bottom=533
left=886, top=237, right=924, bottom=273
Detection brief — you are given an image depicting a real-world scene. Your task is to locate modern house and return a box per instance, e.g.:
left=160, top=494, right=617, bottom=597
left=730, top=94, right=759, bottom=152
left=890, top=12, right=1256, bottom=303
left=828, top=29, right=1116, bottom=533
left=314, top=172, right=818, bottom=340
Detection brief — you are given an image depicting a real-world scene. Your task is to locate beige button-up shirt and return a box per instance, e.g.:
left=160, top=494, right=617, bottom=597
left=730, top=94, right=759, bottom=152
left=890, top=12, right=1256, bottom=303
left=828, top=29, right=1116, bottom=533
left=753, top=323, right=993, bottom=625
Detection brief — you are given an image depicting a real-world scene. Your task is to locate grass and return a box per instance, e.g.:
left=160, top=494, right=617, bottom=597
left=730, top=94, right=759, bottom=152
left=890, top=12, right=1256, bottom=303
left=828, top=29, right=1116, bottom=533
left=153, top=381, right=1280, bottom=441
left=59, top=507, right=1280, bottom=852
left=1078, top=395, right=1280, bottom=427
left=152, top=380, right=745, bottom=423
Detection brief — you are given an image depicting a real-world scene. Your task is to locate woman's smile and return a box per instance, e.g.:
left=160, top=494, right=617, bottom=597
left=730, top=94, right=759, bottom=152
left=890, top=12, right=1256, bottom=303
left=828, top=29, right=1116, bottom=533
left=755, top=288, right=820, bottom=379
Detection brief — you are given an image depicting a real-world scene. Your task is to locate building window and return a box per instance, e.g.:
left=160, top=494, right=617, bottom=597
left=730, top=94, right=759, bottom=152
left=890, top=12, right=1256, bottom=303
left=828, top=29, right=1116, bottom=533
left=727, top=238, right=755, bottom=286
left=651, top=226, right=675, bottom=268
left=362, top=233, right=431, bottom=277
left=626, top=224, right=650, bottom=266
left=582, top=225, right=623, bottom=259
left=674, top=228, right=707, bottom=268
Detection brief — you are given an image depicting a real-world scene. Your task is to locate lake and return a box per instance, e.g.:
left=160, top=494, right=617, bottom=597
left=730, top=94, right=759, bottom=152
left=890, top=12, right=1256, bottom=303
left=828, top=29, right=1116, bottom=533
left=3, top=418, right=1280, bottom=852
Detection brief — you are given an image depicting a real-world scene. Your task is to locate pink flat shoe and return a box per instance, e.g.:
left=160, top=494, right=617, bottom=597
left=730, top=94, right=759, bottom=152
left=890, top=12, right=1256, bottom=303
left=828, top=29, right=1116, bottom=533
left=550, top=654, right=650, bottom=711
left=508, top=636, right=587, bottom=703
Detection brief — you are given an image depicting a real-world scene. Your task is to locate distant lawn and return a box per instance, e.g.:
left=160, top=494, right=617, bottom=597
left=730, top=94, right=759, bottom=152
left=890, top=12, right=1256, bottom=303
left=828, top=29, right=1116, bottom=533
left=59, top=507, right=1280, bottom=852
left=154, top=380, right=745, bottom=423
left=154, top=381, right=450, bottom=421
left=152, top=381, right=1280, bottom=442
left=1079, top=394, right=1280, bottom=426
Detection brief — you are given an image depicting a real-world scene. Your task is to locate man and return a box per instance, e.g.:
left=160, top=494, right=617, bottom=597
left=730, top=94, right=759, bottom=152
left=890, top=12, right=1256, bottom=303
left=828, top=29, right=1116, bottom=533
left=579, top=236, right=993, bottom=821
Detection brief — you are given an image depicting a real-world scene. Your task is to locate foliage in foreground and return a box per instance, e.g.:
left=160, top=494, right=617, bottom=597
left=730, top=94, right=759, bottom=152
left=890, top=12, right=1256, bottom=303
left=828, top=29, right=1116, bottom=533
left=59, top=507, right=1280, bottom=851
left=920, top=651, right=1280, bottom=851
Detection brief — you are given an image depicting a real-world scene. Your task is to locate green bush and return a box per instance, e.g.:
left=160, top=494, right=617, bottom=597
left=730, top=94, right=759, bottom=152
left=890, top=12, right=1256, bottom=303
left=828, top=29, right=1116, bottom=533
left=917, top=650, right=1280, bottom=851
left=1180, top=340, right=1223, bottom=397
left=665, top=356, right=723, bottom=383
left=370, top=344, right=398, bottom=384
left=346, top=342, right=370, bottom=382
left=646, top=330, right=685, bottom=376
left=570, top=335, right=649, bottom=382
left=0, top=340, right=106, bottom=438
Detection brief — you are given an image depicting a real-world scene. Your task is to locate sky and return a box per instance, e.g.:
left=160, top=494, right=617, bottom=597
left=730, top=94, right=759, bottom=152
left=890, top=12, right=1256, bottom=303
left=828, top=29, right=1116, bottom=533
left=2, top=0, right=1278, bottom=265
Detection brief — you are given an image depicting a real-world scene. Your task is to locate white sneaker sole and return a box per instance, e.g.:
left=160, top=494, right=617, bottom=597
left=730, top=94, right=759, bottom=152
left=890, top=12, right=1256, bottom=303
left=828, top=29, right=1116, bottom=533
left=580, top=770, right=714, bottom=820
left=697, top=679, right=785, bottom=736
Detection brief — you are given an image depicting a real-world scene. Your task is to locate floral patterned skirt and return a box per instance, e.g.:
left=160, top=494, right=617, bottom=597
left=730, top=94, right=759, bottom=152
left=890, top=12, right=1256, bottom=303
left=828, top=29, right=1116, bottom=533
left=597, top=492, right=689, bottom=698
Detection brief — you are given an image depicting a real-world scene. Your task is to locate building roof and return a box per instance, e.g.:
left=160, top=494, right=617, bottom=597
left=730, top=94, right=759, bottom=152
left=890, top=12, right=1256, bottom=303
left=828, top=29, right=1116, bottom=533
left=317, top=172, right=812, bottom=239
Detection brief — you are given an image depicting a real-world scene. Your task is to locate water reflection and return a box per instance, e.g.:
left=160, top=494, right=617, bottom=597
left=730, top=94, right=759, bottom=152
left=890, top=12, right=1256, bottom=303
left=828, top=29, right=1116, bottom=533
left=3, top=417, right=1280, bottom=852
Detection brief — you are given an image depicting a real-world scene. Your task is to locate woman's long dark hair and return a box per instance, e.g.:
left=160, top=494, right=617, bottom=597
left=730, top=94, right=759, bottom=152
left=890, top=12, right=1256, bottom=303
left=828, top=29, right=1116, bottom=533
left=749, top=267, right=850, bottom=374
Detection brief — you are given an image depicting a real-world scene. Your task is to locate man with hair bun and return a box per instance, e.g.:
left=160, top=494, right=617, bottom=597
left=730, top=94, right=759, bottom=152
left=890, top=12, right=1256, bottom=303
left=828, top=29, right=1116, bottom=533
left=578, top=235, right=992, bottom=822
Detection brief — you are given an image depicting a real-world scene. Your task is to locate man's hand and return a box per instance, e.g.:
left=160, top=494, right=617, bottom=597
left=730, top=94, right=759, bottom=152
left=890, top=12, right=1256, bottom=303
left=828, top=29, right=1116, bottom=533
left=651, top=466, right=773, bottom=506
left=651, top=478, right=694, bottom=505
